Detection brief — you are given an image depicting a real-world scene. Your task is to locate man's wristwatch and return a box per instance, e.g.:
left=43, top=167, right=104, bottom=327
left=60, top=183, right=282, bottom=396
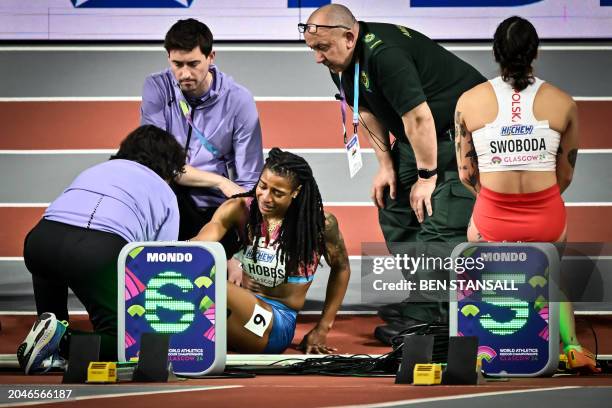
left=417, top=168, right=438, bottom=179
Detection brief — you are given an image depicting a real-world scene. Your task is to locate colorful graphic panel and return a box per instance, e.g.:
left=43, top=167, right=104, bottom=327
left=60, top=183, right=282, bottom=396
left=455, top=245, right=555, bottom=375
left=123, top=245, right=217, bottom=374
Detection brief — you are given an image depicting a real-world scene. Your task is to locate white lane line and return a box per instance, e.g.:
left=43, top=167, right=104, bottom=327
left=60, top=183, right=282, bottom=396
left=0, top=204, right=49, bottom=207
left=327, top=386, right=581, bottom=408
left=0, top=149, right=117, bottom=154
left=1, top=45, right=612, bottom=52
left=579, top=149, right=612, bottom=153
left=0, top=148, right=378, bottom=154
left=1, top=149, right=610, bottom=155
left=574, top=97, right=612, bottom=101
left=3, top=255, right=612, bottom=262
left=564, top=202, right=612, bottom=206
left=2, top=202, right=612, bottom=208
left=0, top=46, right=309, bottom=52
left=0, top=96, right=337, bottom=102
left=0, top=255, right=363, bottom=262
left=0, top=385, right=242, bottom=408
left=1, top=96, right=610, bottom=102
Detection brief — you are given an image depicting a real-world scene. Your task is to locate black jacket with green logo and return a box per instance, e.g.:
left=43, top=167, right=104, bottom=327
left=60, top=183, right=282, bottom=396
left=333, top=21, right=486, bottom=142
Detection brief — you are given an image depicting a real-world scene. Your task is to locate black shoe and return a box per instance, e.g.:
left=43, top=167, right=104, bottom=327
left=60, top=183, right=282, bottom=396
left=377, top=302, right=410, bottom=323
left=374, top=318, right=430, bottom=345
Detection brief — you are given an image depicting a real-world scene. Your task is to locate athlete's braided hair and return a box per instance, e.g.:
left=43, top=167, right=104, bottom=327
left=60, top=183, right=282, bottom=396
left=493, top=16, right=539, bottom=92
left=232, top=148, right=327, bottom=276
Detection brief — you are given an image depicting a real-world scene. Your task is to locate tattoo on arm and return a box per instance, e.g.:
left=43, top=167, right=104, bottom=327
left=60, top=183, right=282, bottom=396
left=455, top=110, right=480, bottom=193
left=324, top=213, right=349, bottom=270
left=568, top=149, right=577, bottom=169
left=464, top=140, right=480, bottom=192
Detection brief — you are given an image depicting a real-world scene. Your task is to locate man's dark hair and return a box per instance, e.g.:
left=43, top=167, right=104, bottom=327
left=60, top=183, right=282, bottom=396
left=164, top=18, right=213, bottom=56
left=110, top=125, right=185, bottom=181
left=233, top=148, right=327, bottom=277
left=493, top=16, right=539, bottom=92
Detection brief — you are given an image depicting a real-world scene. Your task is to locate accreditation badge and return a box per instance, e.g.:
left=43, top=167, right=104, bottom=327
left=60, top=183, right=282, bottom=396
left=345, top=133, right=363, bottom=178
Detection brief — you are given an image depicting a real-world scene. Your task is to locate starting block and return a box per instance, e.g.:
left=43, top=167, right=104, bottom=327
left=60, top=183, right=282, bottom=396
left=118, top=242, right=227, bottom=376
left=413, top=364, right=442, bottom=385
left=395, top=334, right=434, bottom=384
left=63, top=334, right=101, bottom=384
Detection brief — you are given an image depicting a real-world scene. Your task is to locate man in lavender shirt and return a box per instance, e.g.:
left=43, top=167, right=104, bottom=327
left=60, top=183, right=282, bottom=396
left=19, top=125, right=184, bottom=372
left=141, top=18, right=264, bottom=252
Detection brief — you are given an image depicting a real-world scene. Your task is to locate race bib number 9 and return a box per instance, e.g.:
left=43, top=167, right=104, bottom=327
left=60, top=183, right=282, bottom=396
left=244, top=303, right=273, bottom=337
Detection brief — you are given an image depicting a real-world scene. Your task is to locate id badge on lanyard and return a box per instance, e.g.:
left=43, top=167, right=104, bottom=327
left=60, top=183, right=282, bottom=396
left=176, top=89, right=221, bottom=159
left=339, top=62, right=363, bottom=178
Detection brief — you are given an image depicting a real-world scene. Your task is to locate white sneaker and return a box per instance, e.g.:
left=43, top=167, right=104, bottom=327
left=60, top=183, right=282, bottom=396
left=16, top=313, right=68, bottom=374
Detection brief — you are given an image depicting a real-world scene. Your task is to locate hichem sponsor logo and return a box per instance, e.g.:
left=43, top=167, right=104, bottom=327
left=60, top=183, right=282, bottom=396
left=501, top=124, right=534, bottom=136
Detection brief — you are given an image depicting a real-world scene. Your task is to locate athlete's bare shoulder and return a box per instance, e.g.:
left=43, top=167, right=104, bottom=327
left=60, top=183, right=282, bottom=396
left=534, top=81, right=577, bottom=128
left=461, top=81, right=493, bottom=102
left=213, top=197, right=250, bottom=224
left=457, top=81, right=496, bottom=131
left=538, top=81, right=575, bottom=107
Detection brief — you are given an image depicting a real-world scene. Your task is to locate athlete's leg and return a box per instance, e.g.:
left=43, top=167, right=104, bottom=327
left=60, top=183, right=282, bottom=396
left=467, top=215, right=486, bottom=242
left=226, top=283, right=274, bottom=353
left=555, top=224, right=568, bottom=242
left=554, top=224, right=599, bottom=371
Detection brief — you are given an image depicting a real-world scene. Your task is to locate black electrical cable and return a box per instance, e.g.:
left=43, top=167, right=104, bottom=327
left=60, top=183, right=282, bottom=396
left=357, top=111, right=391, bottom=153
left=231, top=350, right=403, bottom=377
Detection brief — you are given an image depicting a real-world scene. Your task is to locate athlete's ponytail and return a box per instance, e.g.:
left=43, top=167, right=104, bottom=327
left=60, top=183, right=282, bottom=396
left=493, top=16, right=539, bottom=92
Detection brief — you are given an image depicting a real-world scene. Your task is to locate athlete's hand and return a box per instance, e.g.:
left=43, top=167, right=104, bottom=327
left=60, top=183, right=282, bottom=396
left=241, top=274, right=263, bottom=293
left=218, top=178, right=245, bottom=198
left=298, top=326, right=337, bottom=354
left=227, top=259, right=243, bottom=286
left=371, top=165, right=396, bottom=208
left=409, top=176, right=437, bottom=223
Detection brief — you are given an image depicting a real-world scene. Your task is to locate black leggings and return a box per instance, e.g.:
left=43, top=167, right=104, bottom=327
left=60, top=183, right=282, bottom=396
left=23, top=219, right=127, bottom=361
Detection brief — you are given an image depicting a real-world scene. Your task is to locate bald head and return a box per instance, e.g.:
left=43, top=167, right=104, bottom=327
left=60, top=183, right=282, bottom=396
left=307, top=4, right=356, bottom=26
left=302, top=4, right=359, bottom=74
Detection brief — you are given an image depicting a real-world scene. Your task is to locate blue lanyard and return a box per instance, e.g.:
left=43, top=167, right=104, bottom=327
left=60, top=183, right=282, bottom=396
left=177, top=93, right=220, bottom=159
left=339, top=62, right=360, bottom=143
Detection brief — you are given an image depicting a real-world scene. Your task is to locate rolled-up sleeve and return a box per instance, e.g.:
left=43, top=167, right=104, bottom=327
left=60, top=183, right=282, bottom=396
left=140, top=76, right=168, bottom=130
left=232, top=93, right=264, bottom=189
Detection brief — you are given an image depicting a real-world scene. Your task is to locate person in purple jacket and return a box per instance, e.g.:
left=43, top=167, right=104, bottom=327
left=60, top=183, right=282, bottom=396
left=141, top=18, right=264, bottom=257
left=17, top=125, right=185, bottom=374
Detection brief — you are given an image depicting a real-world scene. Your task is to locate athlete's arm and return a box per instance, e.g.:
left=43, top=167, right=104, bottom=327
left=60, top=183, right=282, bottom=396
left=455, top=98, right=480, bottom=196
left=299, top=212, right=350, bottom=354
left=556, top=99, right=579, bottom=193
left=191, top=198, right=247, bottom=241
left=401, top=102, right=438, bottom=223
left=176, top=165, right=245, bottom=198
left=359, top=107, right=395, bottom=208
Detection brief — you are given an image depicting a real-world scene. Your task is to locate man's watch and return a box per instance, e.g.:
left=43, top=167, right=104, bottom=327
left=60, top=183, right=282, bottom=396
left=417, top=168, right=438, bottom=179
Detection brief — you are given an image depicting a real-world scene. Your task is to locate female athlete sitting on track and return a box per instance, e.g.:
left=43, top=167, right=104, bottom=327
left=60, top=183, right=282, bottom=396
left=193, top=148, right=351, bottom=354
left=455, top=16, right=598, bottom=372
